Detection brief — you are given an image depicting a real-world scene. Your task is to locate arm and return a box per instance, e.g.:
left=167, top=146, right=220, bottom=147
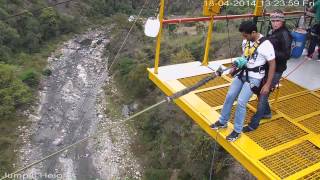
left=229, top=64, right=238, bottom=76
left=275, top=51, right=289, bottom=61
left=269, top=31, right=292, bottom=61
left=260, top=59, right=276, bottom=95
left=275, top=31, right=292, bottom=61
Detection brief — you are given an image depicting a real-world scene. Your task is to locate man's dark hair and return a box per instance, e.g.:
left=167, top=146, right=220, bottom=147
left=238, top=21, right=257, bottom=34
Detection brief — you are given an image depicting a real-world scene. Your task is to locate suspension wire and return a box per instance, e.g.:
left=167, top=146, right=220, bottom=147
left=273, top=56, right=312, bottom=108
left=209, top=5, right=232, bottom=179
left=283, top=58, right=311, bottom=79
left=261, top=1, right=269, bottom=36
left=209, top=130, right=219, bottom=180
left=225, top=3, right=233, bottom=63
left=1, top=60, right=228, bottom=179
left=71, top=0, right=154, bottom=142
left=2, top=15, right=226, bottom=177
left=0, top=0, right=157, bottom=179
left=0, top=99, right=166, bottom=180
left=2, top=50, right=231, bottom=179
left=108, top=0, right=150, bottom=71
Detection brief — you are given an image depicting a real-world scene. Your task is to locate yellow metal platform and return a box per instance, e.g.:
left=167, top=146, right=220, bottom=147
left=148, top=59, right=320, bottom=180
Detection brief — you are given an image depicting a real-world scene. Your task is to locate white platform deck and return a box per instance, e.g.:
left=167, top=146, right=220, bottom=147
left=286, top=56, right=320, bottom=90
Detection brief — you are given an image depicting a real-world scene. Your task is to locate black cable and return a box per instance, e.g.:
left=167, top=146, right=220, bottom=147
left=168, top=66, right=231, bottom=102
left=209, top=131, right=219, bottom=180
left=209, top=6, right=231, bottom=179
left=225, top=4, right=232, bottom=60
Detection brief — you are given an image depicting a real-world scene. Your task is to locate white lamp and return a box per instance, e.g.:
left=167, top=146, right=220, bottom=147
left=144, top=17, right=160, bottom=37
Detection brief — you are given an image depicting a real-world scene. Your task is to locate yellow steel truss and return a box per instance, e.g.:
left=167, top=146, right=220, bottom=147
left=154, top=0, right=165, bottom=74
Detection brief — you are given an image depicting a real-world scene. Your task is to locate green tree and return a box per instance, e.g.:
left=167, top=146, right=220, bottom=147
left=39, top=8, right=60, bottom=40
left=20, top=69, right=40, bottom=88
left=87, top=0, right=115, bottom=17
left=126, top=63, right=153, bottom=97
left=0, top=21, right=20, bottom=50
left=0, top=45, right=11, bottom=63
left=0, top=64, right=32, bottom=119
left=59, top=14, right=80, bottom=34
left=0, top=7, right=9, bottom=19
left=15, top=12, right=41, bottom=52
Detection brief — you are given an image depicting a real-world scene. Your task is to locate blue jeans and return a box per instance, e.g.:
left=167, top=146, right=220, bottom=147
left=219, top=76, right=261, bottom=133
left=248, top=72, right=283, bottom=130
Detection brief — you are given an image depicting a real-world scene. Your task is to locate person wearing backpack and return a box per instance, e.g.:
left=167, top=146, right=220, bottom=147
left=243, top=10, right=292, bottom=132
left=210, top=21, right=276, bottom=141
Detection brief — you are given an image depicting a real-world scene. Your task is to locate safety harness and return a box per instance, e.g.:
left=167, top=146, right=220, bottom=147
left=237, top=37, right=268, bottom=94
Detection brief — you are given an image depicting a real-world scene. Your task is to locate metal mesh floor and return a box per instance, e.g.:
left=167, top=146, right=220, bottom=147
left=178, top=74, right=229, bottom=90
left=269, top=79, right=306, bottom=100
left=299, top=114, right=320, bottom=134
left=248, top=99, right=278, bottom=115
left=196, top=86, right=229, bottom=107
left=260, top=141, right=320, bottom=179
left=299, top=168, right=320, bottom=180
left=217, top=105, right=255, bottom=125
left=274, top=93, right=320, bottom=119
left=245, top=117, right=307, bottom=150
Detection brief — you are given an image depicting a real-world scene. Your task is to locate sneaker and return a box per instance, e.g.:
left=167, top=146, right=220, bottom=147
left=226, top=131, right=241, bottom=142
left=243, top=126, right=255, bottom=133
left=210, top=121, right=227, bottom=130
left=262, top=113, right=272, bottom=119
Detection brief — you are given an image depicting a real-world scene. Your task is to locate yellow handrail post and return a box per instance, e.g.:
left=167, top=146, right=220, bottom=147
left=154, top=0, right=165, bottom=74
left=202, top=16, right=214, bottom=66
left=253, top=0, right=263, bottom=16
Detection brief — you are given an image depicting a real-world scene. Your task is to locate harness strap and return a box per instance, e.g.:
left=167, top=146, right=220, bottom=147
left=237, top=37, right=268, bottom=85
left=237, top=64, right=267, bottom=81
left=246, top=64, right=268, bottom=72
left=244, top=37, right=266, bottom=58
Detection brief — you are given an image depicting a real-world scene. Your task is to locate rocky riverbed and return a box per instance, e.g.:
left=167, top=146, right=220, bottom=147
left=17, top=28, right=141, bottom=180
